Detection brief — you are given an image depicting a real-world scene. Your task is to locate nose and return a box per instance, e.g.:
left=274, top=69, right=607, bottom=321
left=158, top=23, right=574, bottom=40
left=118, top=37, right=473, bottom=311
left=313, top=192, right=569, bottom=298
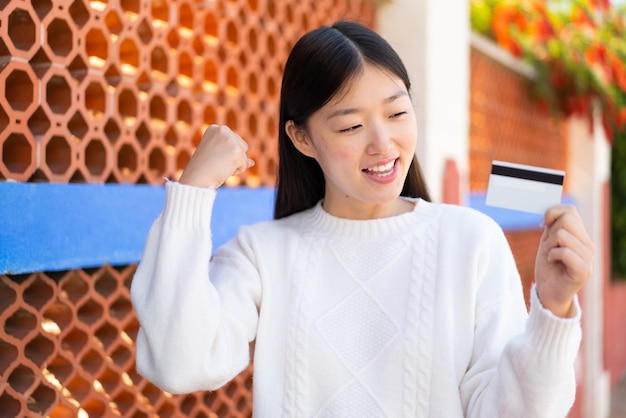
left=366, top=122, right=394, bottom=155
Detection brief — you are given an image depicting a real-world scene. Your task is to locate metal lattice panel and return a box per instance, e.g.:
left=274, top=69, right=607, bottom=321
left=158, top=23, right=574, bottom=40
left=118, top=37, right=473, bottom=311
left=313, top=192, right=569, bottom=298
left=0, top=266, right=254, bottom=417
left=0, top=0, right=375, bottom=186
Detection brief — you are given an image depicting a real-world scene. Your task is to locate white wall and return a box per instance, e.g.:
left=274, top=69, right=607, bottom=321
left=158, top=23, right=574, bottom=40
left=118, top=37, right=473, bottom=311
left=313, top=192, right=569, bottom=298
left=568, top=113, right=611, bottom=418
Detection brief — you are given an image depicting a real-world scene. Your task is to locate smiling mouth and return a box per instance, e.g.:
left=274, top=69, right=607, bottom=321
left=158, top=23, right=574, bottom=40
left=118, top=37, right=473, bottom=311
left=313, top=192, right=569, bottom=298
left=362, top=159, right=397, bottom=177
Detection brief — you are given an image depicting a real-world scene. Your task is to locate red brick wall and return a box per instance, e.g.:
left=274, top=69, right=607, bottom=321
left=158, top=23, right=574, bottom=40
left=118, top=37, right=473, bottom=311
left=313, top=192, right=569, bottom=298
left=469, top=48, right=568, bottom=191
left=469, top=47, right=569, bottom=298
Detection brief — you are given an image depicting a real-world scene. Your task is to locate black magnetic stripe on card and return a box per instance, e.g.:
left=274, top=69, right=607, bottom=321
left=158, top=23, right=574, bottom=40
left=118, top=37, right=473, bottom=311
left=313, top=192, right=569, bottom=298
left=491, top=164, right=564, bottom=185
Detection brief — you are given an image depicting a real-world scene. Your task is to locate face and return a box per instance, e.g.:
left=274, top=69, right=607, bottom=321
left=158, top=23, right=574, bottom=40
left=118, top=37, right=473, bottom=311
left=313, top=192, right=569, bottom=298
left=286, top=63, right=418, bottom=219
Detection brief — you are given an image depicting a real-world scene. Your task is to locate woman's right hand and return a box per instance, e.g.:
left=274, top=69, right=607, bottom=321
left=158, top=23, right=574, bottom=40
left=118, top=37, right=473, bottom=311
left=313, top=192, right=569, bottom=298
left=179, top=124, right=254, bottom=188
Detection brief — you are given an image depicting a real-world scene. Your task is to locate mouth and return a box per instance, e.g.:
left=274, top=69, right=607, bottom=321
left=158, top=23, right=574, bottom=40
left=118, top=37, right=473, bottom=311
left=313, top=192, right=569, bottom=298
left=362, top=158, right=398, bottom=178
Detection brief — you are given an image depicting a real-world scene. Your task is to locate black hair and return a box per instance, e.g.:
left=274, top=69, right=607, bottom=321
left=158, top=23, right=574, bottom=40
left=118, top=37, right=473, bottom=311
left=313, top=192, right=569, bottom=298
left=274, top=21, right=431, bottom=219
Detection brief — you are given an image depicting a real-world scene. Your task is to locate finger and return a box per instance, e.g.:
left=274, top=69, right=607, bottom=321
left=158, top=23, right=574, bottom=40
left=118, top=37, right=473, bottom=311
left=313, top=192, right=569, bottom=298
left=543, top=225, right=594, bottom=276
left=230, top=131, right=249, bottom=152
left=543, top=221, right=594, bottom=255
left=232, top=155, right=254, bottom=176
left=543, top=205, right=582, bottom=228
left=544, top=211, right=594, bottom=251
left=207, top=124, right=247, bottom=150
left=547, top=246, right=593, bottom=280
left=544, top=227, right=593, bottom=264
left=204, top=123, right=228, bottom=141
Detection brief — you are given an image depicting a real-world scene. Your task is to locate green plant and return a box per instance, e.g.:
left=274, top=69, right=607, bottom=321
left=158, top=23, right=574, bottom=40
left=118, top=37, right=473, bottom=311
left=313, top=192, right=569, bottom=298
left=611, top=129, right=626, bottom=279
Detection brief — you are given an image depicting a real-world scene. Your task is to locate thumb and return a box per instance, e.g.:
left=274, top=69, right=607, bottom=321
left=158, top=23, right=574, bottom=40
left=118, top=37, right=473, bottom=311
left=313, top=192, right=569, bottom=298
left=233, top=158, right=255, bottom=176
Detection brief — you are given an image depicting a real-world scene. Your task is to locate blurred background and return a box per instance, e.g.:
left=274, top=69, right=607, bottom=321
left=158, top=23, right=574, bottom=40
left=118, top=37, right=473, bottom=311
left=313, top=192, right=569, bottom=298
left=0, top=0, right=624, bottom=416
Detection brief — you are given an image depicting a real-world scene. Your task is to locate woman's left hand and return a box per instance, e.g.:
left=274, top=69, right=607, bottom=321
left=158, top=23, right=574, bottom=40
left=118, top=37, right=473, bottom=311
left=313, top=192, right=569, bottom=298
left=535, top=205, right=594, bottom=317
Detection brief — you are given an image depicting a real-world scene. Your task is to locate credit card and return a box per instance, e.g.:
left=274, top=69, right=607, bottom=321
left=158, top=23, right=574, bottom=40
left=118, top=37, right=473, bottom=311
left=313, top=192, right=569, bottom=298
left=485, top=160, right=565, bottom=214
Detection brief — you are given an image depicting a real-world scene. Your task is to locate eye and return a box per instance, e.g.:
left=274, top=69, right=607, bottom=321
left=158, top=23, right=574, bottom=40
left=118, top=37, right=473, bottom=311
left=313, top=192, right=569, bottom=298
left=339, top=124, right=362, bottom=133
left=390, top=111, right=407, bottom=119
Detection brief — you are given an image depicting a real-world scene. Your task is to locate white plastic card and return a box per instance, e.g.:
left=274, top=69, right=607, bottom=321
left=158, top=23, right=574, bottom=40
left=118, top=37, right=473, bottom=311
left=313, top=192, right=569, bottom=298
left=485, top=160, right=565, bottom=214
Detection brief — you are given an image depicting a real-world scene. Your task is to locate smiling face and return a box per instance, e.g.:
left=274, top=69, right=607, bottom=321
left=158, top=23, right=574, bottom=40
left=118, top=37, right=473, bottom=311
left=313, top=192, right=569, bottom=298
left=286, top=63, right=418, bottom=219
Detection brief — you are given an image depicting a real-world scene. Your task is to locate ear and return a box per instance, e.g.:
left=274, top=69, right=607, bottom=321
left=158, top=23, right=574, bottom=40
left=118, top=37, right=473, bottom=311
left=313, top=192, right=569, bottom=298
left=285, top=120, right=316, bottom=159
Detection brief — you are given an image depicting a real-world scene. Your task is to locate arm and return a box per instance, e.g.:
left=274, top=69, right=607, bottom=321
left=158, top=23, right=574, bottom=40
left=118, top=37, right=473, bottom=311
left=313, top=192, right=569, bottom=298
left=460, top=217, right=583, bottom=418
left=131, top=124, right=259, bottom=394
left=131, top=182, right=262, bottom=394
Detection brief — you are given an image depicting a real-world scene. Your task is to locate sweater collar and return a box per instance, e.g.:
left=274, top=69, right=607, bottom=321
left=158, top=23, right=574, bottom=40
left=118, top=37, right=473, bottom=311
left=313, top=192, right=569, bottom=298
left=299, top=198, right=436, bottom=240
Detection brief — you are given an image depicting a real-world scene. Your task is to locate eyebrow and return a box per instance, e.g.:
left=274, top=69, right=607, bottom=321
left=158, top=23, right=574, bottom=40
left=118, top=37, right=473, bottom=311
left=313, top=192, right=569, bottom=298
left=326, top=91, right=409, bottom=120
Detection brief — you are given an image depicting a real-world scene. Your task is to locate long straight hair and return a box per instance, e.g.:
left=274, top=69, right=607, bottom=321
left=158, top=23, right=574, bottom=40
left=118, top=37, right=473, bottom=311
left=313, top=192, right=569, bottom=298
left=274, top=21, right=431, bottom=219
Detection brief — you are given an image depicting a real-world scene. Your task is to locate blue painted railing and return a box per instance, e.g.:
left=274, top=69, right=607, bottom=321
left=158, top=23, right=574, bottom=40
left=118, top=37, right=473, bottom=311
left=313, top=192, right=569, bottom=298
left=468, top=192, right=575, bottom=231
left=0, top=182, right=573, bottom=275
left=0, top=183, right=275, bottom=274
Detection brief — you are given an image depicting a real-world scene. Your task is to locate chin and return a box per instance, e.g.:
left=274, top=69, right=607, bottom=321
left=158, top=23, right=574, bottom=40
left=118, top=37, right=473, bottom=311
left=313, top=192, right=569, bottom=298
left=370, top=189, right=404, bottom=205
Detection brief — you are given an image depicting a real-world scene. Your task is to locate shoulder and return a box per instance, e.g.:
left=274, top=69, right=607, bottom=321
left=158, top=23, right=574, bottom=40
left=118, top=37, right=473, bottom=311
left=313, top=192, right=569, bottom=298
left=233, top=205, right=315, bottom=243
left=423, top=200, right=503, bottom=237
left=415, top=200, right=510, bottom=259
left=211, top=207, right=315, bottom=266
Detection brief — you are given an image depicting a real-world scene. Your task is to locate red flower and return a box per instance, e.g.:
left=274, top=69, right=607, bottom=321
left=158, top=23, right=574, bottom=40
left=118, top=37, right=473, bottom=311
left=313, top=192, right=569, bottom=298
left=551, top=66, right=567, bottom=88
left=572, top=6, right=596, bottom=28
left=538, top=19, right=555, bottom=39
left=618, top=108, right=626, bottom=130
left=612, top=56, right=626, bottom=91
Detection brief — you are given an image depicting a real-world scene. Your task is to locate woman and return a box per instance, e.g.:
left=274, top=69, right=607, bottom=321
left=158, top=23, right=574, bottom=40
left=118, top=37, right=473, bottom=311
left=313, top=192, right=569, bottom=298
left=131, top=21, right=593, bottom=417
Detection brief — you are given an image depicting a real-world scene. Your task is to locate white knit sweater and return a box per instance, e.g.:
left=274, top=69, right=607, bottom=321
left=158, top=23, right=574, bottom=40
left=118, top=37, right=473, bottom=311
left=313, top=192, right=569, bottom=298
left=131, top=182, right=582, bottom=417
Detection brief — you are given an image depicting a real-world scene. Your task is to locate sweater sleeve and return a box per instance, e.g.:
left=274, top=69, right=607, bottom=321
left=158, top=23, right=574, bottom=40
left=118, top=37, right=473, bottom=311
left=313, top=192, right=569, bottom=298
left=460, top=218, right=582, bottom=418
left=130, top=182, right=262, bottom=394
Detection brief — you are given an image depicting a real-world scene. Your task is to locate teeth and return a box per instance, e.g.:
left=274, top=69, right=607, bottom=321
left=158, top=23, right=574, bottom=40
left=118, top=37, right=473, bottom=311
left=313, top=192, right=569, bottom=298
left=367, top=160, right=395, bottom=173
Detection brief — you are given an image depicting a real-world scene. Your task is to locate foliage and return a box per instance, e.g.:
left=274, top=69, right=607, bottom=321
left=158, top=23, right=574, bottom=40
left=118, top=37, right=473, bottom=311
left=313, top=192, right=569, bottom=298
left=470, top=0, right=626, bottom=141
left=471, top=0, right=626, bottom=279
left=611, top=129, right=626, bottom=279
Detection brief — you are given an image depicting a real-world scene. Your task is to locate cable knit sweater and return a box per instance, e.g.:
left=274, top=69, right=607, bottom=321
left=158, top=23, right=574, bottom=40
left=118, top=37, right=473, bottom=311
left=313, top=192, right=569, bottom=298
left=131, top=182, right=582, bottom=417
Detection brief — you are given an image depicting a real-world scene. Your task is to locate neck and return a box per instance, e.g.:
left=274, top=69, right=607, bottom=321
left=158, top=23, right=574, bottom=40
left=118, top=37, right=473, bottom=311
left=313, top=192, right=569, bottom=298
left=321, top=197, right=415, bottom=220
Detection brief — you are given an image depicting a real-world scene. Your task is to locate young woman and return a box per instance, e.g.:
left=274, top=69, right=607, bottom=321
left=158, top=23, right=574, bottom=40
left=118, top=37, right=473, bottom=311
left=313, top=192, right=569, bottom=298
left=131, top=21, right=594, bottom=417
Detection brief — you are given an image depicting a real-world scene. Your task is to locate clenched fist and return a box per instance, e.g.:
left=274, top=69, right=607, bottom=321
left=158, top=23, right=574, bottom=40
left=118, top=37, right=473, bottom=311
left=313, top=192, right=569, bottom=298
left=179, top=124, right=254, bottom=188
